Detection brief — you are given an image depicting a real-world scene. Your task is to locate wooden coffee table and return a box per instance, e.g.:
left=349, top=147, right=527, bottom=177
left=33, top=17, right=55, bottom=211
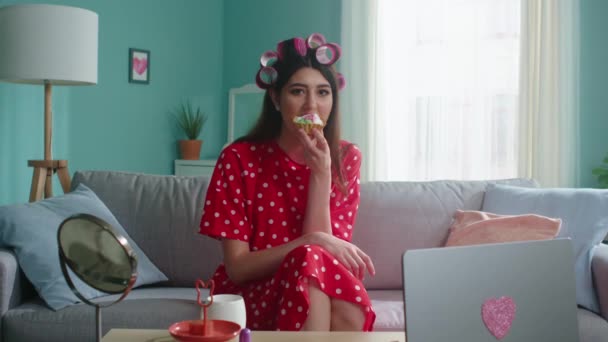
left=102, top=329, right=406, bottom=342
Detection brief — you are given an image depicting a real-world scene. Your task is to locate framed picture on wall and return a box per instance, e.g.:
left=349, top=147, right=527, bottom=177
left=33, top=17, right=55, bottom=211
left=128, top=48, right=150, bottom=84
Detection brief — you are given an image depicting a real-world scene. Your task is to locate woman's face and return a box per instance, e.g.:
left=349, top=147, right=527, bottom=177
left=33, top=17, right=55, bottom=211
left=273, top=67, right=333, bottom=135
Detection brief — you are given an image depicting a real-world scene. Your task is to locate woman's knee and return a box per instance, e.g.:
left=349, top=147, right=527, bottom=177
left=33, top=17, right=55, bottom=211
left=330, top=299, right=365, bottom=330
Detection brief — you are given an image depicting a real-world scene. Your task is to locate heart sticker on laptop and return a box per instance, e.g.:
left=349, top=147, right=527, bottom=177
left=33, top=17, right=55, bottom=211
left=481, top=296, right=516, bottom=340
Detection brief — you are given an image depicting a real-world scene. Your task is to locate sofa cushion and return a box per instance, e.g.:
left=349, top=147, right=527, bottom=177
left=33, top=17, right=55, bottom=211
left=482, top=184, right=608, bottom=314
left=352, top=178, right=538, bottom=290
left=0, top=184, right=167, bottom=310
left=71, top=171, right=223, bottom=286
left=578, top=308, right=608, bottom=341
left=445, top=210, right=561, bottom=247
left=368, top=290, right=404, bottom=331
left=2, top=287, right=203, bottom=342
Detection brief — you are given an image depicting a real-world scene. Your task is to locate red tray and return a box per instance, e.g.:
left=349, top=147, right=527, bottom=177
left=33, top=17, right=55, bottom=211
left=169, top=319, right=241, bottom=342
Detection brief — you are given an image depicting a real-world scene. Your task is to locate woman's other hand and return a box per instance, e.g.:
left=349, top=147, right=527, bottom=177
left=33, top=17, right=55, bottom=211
left=296, top=128, right=331, bottom=176
left=309, top=232, right=375, bottom=280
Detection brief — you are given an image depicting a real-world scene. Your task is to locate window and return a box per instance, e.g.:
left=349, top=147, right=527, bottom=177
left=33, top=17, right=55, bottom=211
left=373, top=0, right=521, bottom=181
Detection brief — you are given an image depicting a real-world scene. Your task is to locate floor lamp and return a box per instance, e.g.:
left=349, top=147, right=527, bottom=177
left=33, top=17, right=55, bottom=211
left=0, top=4, right=98, bottom=202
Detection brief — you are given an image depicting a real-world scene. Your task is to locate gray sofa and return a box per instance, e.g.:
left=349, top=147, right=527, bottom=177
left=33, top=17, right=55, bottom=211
left=0, top=170, right=607, bottom=341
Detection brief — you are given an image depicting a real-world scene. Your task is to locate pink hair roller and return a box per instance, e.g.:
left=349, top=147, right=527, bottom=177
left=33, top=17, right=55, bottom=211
left=256, top=66, right=278, bottom=89
left=293, top=37, right=307, bottom=56
left=336, top=72, right=346, bottom=91
left=260, top=50, right=278, bottom=67
left=306, top=33, right=326, bottom=49
left=316, top=44, right=338, bottom=65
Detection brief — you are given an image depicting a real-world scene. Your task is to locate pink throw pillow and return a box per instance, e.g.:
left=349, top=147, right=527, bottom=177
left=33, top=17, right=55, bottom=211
left=445, top=210, right=561, bottom=247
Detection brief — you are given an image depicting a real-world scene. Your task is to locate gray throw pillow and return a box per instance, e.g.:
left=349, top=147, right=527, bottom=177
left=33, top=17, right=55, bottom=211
left=0, top=184, right=168, bottom=310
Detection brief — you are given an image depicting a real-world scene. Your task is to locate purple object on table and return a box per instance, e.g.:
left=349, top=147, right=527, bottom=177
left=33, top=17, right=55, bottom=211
left=239, top=328, right=251, bottom=342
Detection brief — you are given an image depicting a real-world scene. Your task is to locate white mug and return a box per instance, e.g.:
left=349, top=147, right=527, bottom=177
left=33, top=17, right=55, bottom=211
left=201, top=294, right=247, bottom=329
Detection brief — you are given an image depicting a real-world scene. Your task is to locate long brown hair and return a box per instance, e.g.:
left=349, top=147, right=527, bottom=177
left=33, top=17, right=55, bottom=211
left=236, top=38, right=349, bottom=192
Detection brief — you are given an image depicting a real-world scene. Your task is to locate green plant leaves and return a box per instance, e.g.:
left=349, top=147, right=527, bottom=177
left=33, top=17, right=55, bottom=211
left=593, top=153, right=608, bottom=188
left=172, top=101, right=208, bottom=140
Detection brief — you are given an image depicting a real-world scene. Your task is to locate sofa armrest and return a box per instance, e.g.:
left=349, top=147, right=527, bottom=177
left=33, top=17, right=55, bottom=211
left=592, top=244, right=608, bottom=321
left=0, top=248, right=24, bottom=316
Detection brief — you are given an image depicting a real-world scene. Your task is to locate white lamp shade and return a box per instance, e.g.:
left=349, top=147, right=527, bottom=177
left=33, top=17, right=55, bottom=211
left=0, top=4, right=98, bottom=85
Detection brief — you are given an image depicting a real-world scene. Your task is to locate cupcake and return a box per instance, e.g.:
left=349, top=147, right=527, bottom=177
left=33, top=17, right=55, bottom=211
left=293, top=113, right=325, bottom=134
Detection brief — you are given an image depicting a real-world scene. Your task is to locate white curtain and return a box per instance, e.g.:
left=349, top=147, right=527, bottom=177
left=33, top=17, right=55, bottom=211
left=342, top=0, right=579, bottom=184
left=340, top=0, right=378, bottom=182
left=518, top=0, right=580, bottom=187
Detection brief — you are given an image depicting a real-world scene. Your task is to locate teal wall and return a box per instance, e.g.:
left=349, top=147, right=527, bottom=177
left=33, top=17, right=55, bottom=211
left=4, top=0, right=603, bottom=203
left=0, top=0, right=224, bottom=204
left=0, top=0, right=341, bottom=205
left=580, top=0, right=608, bottom=187
left=222, top=0, right=342, bottom=92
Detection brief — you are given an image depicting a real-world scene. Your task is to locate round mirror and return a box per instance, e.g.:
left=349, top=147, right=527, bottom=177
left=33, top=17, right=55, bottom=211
left=58, top=213, right=138, bottom=342
left=58, top=214, right=137, bottom=301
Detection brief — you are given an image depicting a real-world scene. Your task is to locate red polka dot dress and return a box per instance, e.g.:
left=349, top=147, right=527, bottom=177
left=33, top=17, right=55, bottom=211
left=199, top=140, right=375, bottom=331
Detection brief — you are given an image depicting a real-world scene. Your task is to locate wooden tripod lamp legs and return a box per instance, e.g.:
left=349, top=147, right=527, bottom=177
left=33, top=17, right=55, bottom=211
left=27, top=83, right=72, bottom=203
left=28, top=160, right=71, bottom=202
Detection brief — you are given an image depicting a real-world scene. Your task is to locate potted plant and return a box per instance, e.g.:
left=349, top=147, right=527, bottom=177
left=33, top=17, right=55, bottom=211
left=592, top=152, right=608, bottom=189
left=172, top=101, right=208, bottom=160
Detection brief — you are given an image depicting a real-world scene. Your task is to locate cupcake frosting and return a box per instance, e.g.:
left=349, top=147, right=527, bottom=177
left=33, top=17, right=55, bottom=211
left=293, top=113, right=324, bottom=126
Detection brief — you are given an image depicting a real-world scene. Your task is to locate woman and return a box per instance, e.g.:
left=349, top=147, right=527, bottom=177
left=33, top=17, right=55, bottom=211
left=199, top=34, right=376, bottom=331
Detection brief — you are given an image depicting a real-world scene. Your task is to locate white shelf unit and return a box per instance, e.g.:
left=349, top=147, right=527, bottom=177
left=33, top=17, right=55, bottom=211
left=174, top=159, right=216, bottom=176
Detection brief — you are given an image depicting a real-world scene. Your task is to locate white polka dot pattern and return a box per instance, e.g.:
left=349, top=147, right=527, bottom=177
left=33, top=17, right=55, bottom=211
left=199, top=141, right=374, bottom=331
left=329, top=144, right=362, bottom=243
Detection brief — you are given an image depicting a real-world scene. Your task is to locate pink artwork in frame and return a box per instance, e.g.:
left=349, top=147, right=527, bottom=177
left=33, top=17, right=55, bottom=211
left=129, top=48, right=150, bottom=84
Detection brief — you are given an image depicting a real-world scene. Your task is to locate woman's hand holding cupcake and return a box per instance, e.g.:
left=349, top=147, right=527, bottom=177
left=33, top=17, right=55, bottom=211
left=296, top=126, right=331, bottom=177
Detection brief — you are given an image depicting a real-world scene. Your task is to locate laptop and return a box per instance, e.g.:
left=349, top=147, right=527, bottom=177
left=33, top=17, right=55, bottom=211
left=402, top=239, right=579, bottom=341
